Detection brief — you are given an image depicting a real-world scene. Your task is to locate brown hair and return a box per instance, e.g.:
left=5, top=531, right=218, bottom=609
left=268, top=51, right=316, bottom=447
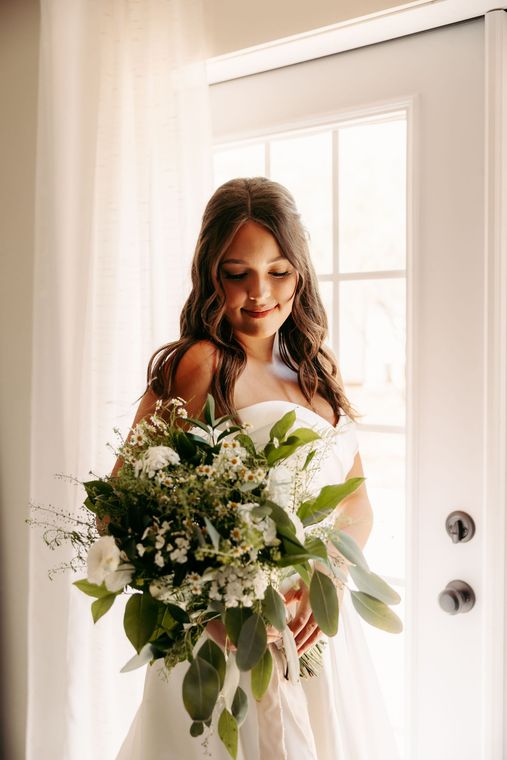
left=142, top=177, right=357, bottom=423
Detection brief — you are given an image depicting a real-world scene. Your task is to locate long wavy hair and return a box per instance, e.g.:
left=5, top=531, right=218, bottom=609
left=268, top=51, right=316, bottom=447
left=142, top=177, right=357, bottom=423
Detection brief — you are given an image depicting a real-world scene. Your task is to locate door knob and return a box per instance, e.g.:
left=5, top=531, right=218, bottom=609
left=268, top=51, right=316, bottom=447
left=438, top=580, right=475, bottom=615
left=445, top=510, right=475, bottom=543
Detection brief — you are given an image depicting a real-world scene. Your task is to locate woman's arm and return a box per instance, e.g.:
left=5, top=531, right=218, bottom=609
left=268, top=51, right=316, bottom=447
left=96, top=340, right=219, bottom=534
left=289, top=451, right=374, bottom=655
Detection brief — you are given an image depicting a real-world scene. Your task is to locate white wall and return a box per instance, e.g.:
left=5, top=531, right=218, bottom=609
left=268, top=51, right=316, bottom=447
left=0, top=0, right=38, bottom=757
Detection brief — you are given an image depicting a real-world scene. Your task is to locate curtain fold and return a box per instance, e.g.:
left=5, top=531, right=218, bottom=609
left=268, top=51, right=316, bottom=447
left=28, top=2, right=212, bottom=757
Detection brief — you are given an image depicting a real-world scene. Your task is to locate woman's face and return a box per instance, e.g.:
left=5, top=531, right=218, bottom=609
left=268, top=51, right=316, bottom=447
left=219, top=220, right=298, bottom=340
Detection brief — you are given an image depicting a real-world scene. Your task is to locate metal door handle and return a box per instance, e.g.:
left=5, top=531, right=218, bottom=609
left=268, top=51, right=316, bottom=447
left=438, top=580, right=475, bottom=614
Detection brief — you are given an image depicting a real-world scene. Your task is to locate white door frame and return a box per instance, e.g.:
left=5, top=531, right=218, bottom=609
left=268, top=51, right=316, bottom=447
left=483, top=10, right=507, bottom=760
left=207, top=8, right=507, bottom=757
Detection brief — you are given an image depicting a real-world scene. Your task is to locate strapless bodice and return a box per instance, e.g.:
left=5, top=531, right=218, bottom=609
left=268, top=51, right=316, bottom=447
left=236, top=400, right=359, bottom=485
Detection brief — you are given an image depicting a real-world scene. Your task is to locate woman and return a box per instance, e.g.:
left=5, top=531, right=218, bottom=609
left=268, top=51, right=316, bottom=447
left=116, top=177, right=400, bottom=759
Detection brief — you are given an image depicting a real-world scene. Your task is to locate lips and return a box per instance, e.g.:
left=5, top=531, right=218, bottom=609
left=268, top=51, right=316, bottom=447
left=242, top=306, right=277, bottom=319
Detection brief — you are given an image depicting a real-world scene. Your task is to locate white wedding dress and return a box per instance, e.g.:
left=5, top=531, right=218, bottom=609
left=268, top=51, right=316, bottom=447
left=117, top=401, right=401, bottom=760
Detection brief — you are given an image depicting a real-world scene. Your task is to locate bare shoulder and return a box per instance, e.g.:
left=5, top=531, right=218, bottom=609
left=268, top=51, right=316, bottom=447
left=171, top=340, right=220, bottom=418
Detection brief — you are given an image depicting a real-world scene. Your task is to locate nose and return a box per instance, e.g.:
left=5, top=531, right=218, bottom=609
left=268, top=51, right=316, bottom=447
left=247, top=273, right=271, bottom=302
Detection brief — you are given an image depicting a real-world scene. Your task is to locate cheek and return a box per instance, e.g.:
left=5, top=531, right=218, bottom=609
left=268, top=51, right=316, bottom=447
left=278, top=275, right=298, bottom=305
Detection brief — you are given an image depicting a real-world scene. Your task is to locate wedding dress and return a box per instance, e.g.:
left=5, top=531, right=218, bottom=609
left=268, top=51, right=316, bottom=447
left=117, top=400, right=401, bottom=760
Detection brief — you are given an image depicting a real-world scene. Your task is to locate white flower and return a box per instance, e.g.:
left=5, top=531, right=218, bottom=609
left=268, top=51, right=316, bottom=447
left=104, top=563, right=135, bottom=592
left=87, top=536, right=121, bottom=585
left=134, top=445, right=180, bottom=478
left=136, top=543, right=146, bottom=557
left=154, top=551, right=165, bottom=568
left=266, top=464, right=294, bottom=509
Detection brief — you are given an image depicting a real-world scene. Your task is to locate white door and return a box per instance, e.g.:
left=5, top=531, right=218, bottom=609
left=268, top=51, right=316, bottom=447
left=209, top=16, right=500, bottom=760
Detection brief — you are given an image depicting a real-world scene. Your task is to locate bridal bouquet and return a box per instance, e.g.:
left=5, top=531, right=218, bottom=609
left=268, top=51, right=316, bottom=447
left=34, top=395, right=402, bottom=759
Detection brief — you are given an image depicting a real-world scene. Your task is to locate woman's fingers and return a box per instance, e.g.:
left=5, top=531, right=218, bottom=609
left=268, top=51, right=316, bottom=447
left=297, top=625, right=323, bottom=656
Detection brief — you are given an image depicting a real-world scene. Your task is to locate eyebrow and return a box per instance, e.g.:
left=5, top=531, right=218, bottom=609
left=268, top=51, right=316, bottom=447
left=221, top=256, right=286, bottom=265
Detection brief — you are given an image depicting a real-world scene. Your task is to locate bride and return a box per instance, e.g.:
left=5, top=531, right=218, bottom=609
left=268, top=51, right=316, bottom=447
left=114, top=177, right=400, bottom=759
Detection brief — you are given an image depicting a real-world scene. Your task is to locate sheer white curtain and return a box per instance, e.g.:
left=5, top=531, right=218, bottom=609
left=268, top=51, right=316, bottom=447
left=27, top=1, right=212, bottom=757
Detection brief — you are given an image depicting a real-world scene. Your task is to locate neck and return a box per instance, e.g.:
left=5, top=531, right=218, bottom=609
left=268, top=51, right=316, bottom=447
left=235, top=331, right=276, bottom=363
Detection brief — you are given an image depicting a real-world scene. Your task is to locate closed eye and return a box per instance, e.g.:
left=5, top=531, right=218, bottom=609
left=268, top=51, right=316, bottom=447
left=222, top=271, right=292, bottom=280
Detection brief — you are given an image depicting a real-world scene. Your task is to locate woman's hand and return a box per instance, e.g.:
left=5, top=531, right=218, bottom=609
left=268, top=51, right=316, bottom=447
left=205, top=617, right=284, bottom=652
left=285, top=583, right=323, bottom=656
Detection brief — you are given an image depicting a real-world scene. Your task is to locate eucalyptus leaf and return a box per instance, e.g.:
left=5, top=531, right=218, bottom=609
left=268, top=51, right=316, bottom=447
left=309, top=570, right=339, bottom=637
left=190, top=721, right=204, bottom=738
left=302, top=449, right=317, bottom=471
left=268, top=410, right=296, bottom=443
left=124, top=593, right=160, bottom=653
left=182, top=656, right=221, bottom=721
left=298, top=478, right=365, bottom=527
left=74, top=578, right=114, bottom=599
left=162, top=603, right=189, bottom=625
left=217, top=426, right=242, bottom=442
left=224, top=607, right=253, bottom=647
left=293, top=562, right=312, bottom=588
left=204, top=516, right=221, bottom=551
left=236, top=613, right=267, bottom=671
left=91, top=594, right=116, bottom=623
left=203, top=394, right=216, bottom=426
left=218, top=708, right=238, bottom=759
left=197, top=639, right=226, bottom=688
left=261, top=585, right=287, bottom=632
left=264, top=500, right=297, bottom=536
left=304, top=536, right=329, bottom=563
left=251, top=646, right=273, bottom=700
left=120, top=642, right=156, bottom=673
left=231, top=686, right=248, bottom=726
left=349, top=565, right=401, bottom=605
left=328, top=530, right=370, bottom=571
left=234, top=434, right=257, bottom=457
left=350, top=591, right=403, bottom=633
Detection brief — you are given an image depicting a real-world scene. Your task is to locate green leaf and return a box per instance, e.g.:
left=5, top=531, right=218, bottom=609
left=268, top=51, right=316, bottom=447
left=218, top=708, right=238, bottom=759
left=302, top=449, right=317, bottom=471
left=234, top=433, right=257, bottom=457
left=236, top=613, right=267, bottom=671
left=182, top=656, right=221, bottom=721
left=74, top=578, right=113, bottom=599
left=251, top=647, right=273, bottom=700
left=348, top=565, right=401, bottom=605
left=231, top=686, right=248, bottom=725
left=277, top=534, right=321, bottom=567
left=190, top=721, right=204, bottom=737
left=269, top=410, right=296, bottom=443
left=203, top=394, right=216, bottom=426
left=261, top=585, right=287, bottom=632
left=124, top=593, right=160, bottom=653
left=298, top=478, right=365, bottom=527
left=265, top=430, right=320, bottom=466
left=328, top=529, right=370, bottom=571
left=91, top=594, right=116, bottom=623
left=293, top=562, right=312, bottom=587
left=264, top=500, right=297, bottom=536
left=162, top=602, right=189, bottom=625
left=304, top=536, right=329, bottom=563
left=309, top=570, right=339, bottom=636
left=350, top=591, right=403, bottom=633
left=217, top=425, right=242, bottom=442
left=224, top=607, right=253, bottom=647
left=197, top=638, right=226, bottom=688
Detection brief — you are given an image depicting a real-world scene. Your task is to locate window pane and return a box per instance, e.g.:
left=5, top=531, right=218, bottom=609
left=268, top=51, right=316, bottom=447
left=270, top=132, right=333, bottom=275
left=339, top=119, right=406, bottom=273
left=213, top=143, right=265, bottom=188
left=339, top=278, right=406, bottom=426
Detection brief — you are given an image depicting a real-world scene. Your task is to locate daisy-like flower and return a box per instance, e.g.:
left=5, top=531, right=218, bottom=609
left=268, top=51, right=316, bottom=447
left=129, top=425, right=147, bottom=446
left=154, top=551, right=165, bottom=568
